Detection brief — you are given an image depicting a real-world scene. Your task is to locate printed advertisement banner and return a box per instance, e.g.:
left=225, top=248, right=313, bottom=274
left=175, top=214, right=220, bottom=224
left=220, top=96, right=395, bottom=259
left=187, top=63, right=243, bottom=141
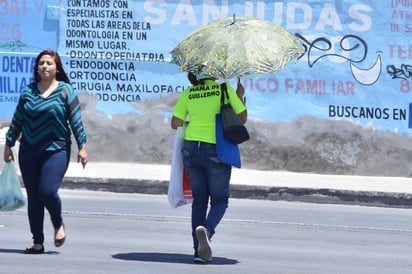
left=0, top=0, right=411, bottom=134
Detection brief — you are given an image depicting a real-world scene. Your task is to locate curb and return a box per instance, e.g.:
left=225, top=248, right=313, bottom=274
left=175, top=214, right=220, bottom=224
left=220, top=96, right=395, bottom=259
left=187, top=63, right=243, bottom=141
left=62, top=177, right=412, bottom=209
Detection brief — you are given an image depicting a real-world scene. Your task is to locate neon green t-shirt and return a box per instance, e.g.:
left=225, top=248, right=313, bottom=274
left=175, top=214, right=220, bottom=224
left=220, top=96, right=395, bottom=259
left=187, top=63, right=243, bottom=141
left=172, top=80, right=246, bottom=144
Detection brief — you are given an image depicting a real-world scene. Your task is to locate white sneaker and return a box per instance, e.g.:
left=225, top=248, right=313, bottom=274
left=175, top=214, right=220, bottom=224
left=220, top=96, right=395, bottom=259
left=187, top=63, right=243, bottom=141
left=195, top=226, right=212, bottom=262
left=193, top=252, right=206, bottom=263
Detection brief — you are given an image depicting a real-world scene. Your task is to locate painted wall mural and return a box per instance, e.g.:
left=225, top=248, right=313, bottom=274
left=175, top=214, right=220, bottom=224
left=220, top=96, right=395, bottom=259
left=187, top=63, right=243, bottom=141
left=1, top=1, right=412, bottom=176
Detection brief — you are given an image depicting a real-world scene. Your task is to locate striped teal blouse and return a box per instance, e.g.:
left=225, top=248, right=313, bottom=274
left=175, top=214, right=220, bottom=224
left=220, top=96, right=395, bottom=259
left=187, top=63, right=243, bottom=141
left=6, top=81, right=87, bottom=151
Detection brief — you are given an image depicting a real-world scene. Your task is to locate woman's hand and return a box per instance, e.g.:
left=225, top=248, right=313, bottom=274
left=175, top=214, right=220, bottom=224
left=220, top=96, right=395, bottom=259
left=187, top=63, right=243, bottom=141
left=3, top=145, right=14, bottom=162
left=77, top=144, right=88, bottom=169
left=171, top=116, right=184, bottom=129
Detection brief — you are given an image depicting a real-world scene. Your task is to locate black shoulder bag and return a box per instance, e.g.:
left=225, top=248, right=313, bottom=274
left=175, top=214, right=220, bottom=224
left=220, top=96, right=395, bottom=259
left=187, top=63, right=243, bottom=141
left=220, top=83, right=249, bottom=144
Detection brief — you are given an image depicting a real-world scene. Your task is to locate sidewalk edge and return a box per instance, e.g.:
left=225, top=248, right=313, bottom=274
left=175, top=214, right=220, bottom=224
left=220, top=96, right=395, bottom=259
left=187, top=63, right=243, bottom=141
left=62, top=177, right=412, bottom=208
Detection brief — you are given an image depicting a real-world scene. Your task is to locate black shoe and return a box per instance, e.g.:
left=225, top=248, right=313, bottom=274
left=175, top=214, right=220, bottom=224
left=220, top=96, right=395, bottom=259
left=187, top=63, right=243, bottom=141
left=24, top=245, right=44, bottom=254
left=54, top=224, right=66, bottom=247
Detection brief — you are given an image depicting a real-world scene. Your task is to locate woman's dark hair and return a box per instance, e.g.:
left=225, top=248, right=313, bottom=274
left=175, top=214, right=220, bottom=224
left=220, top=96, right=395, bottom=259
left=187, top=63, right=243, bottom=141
left=33, top=49, right=70, bottom=83
left=187, top=72, right=199, bottom=85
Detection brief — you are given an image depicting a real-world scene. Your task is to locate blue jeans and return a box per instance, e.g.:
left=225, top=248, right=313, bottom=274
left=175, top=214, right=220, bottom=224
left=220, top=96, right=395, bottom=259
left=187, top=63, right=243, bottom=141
left=182, top=140, right=232, bottom=250
left=19, top=141, right=70, bottom=245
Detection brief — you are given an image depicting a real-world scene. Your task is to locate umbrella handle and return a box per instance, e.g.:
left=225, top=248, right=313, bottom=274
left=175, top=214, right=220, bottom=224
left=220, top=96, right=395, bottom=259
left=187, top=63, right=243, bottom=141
left=231, top=13, right=236, bottom=25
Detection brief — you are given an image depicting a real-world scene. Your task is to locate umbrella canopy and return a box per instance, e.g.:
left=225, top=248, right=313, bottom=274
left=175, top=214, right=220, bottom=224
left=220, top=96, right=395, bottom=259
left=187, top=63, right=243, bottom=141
left=171, top=15, right=304, bottom=80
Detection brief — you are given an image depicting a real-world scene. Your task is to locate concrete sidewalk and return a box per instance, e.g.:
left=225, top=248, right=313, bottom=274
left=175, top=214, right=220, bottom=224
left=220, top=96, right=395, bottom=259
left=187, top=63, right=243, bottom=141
left=63, top=162, right=412, bottom=208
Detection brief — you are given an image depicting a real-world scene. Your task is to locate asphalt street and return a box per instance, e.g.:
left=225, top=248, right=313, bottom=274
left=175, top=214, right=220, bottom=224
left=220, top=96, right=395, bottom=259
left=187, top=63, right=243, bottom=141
left=1, top=190, right=412, bottom=274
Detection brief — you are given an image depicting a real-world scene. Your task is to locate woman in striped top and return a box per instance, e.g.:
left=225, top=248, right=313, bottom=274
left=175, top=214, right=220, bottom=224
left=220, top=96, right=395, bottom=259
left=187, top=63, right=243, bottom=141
left=3, top=50, right=88, bottom=254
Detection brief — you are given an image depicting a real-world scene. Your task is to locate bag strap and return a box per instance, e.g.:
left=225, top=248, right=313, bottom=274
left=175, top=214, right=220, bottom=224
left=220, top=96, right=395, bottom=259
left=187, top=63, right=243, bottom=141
left=220, top=83, right=229, bottom=105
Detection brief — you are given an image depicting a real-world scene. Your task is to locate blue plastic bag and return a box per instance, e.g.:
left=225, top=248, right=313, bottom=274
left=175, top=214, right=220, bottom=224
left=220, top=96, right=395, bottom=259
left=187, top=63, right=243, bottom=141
left=0, top=162, right=25, bottom=211
left=215, top=114, right=241, bottom=168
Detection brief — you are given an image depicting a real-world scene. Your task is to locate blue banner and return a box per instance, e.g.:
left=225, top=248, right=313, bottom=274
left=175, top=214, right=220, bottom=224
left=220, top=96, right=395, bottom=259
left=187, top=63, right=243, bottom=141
left=1, top=0, right=411, bottom=134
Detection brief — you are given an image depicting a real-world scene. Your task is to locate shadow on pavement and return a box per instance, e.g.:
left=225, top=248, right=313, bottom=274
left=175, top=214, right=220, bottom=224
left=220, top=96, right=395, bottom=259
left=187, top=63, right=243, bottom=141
left=0, top=248, right=62, bottom=255
left=0, top=248, right=24, bottom=254
left=112, top=252, right=239, bottom=265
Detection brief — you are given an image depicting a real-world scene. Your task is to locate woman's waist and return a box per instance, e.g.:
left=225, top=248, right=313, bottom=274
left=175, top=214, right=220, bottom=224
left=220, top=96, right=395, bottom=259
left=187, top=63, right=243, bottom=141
left=20, top=137, right=70, bottom=151
left=184, top=140, right=216, bottom=147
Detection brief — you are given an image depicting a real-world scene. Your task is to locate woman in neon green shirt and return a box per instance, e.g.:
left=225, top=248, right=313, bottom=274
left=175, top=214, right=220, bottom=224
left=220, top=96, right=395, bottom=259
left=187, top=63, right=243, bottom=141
left=171, top=72, right=246, bottom=263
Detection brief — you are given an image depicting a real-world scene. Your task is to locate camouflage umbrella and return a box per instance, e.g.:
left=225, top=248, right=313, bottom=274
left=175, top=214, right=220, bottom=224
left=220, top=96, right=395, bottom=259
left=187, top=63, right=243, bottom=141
left=171, top=15, right=304, bottom=80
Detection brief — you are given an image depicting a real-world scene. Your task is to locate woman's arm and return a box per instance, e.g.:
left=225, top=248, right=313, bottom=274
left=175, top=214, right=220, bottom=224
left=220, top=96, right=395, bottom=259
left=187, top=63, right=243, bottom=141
left=65, top=84, right=87, bottom=150
left=236, top=78, right=247, bottom=124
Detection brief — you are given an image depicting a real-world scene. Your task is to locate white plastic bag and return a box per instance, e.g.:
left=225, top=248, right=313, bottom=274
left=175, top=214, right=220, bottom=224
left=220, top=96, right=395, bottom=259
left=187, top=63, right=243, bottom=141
left=168, top=125, right=192, bottom=207
left=0, top=162, right=25, bottom=211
